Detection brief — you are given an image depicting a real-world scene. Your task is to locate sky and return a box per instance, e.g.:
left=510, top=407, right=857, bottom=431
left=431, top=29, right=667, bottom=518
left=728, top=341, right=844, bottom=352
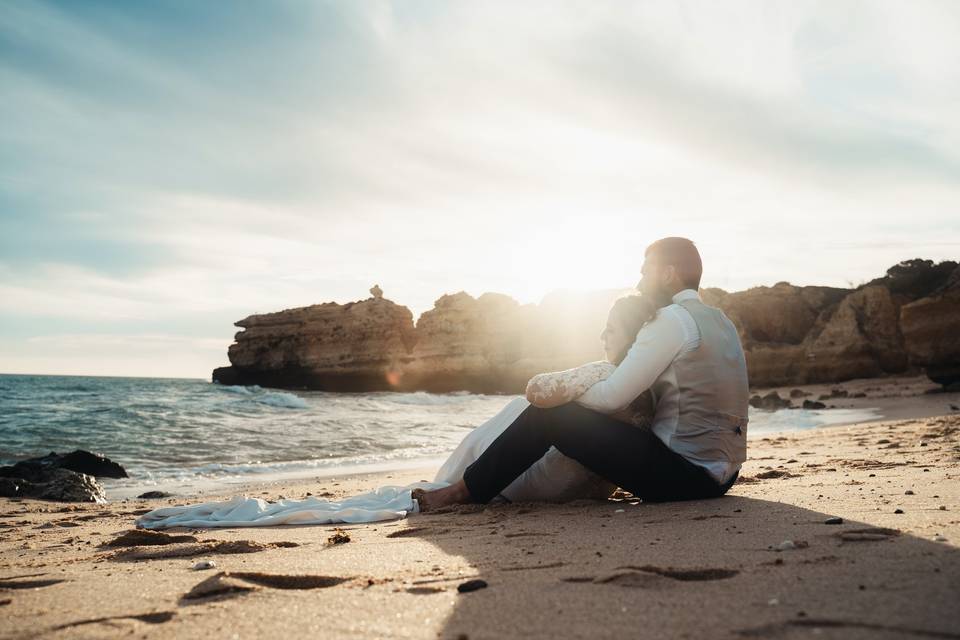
left=1, top=1, right=959, bottom=379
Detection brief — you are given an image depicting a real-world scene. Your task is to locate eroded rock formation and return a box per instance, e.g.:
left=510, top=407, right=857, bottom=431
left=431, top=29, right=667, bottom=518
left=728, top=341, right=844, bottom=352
left=213, top=296, right=417, bottom=390
left=712, top=283, right=907, bottom=387
left=214, top=289, right=622, bottom=393
left=213, top=259, right=958, bottom=392
left=901, top=264, right=960, bottom=387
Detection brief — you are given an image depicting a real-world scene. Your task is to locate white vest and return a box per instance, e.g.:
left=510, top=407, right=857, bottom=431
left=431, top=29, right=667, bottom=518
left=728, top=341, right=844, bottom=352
left=651, top=298, right=749, bottom=470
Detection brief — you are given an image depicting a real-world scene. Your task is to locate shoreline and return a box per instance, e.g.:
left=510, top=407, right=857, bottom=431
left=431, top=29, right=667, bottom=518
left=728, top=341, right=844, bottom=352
left=101, top=374, right=959, bottom=502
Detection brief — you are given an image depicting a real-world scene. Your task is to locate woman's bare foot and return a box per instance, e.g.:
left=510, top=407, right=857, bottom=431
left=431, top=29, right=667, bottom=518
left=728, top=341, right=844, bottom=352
left=412, top=480, right=472, bottom=512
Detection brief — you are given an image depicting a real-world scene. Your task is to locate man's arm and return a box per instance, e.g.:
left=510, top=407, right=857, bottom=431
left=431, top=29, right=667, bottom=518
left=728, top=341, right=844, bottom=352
left=575, top=308, right=686, bottom=412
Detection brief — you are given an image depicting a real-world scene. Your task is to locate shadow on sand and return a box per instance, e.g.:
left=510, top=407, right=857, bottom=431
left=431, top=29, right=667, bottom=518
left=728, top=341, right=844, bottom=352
left=404, top=493, right=960, bottom=639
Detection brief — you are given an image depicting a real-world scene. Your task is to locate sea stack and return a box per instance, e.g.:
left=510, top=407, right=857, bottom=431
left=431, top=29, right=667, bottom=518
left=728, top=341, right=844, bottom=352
left=213, top=292, right=417, bottom=391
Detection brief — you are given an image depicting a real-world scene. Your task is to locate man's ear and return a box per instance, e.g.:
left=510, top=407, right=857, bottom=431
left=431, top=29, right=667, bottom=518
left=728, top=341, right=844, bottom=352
left=661, top=264, right=678, bottom=287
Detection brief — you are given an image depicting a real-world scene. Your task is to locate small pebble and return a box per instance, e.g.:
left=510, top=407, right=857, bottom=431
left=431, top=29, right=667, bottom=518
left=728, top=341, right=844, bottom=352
left=457, top=579, right=488, bottom=593
left=614, top=509, right=625, bottom=514
left=939, top=505, right=947, bottom=511
left=327, top=529, right=351, bottom=545
left=824, top=517, right=843, bottom=525
left=767, top=598, right=779, bottom=606
left=193, top=560, right=216, bottom=570
left=904, top=490, right=914, bottom=495
left=894, top=509, right=904, bottom=514
left=772, top=540, right=808, bottom=551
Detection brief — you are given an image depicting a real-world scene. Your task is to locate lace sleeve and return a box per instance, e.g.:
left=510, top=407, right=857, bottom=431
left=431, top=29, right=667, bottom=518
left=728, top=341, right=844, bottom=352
left=525, top=362, right=617, bottom=408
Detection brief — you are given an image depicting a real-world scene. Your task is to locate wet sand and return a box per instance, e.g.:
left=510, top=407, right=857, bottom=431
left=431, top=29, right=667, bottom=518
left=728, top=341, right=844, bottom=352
left=1, top=379, right=959, bottom=639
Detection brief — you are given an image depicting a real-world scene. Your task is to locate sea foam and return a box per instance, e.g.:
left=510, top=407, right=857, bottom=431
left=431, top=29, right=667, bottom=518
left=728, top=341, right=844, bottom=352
left=218, top=384, right=307, bottom=409
left=255, top=391, right=308, bottom=409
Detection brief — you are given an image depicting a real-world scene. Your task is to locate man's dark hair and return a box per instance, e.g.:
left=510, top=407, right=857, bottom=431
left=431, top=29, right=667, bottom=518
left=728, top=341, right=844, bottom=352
left=644, top=237, right=702, bottom=290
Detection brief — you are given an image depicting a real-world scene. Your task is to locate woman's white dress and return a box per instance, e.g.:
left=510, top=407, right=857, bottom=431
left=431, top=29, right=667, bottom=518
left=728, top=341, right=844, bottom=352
left=136, top=364, right=623, bottom=529
left=434, top=396, right=615, bottom=502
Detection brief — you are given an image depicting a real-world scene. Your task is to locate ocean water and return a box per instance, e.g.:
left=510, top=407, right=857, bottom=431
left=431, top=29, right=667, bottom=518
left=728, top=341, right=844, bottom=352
left=0, top=374, right=879, bottom=498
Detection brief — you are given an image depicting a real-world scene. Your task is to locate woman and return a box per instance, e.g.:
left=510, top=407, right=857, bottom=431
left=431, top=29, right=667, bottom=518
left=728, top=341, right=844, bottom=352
left=137, top=294, right=659, bottom=529
left=430, top=293, right=657, bottom=503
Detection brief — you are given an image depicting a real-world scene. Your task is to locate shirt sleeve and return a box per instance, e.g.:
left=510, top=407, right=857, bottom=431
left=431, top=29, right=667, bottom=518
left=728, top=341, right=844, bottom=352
left=575, top=307, right=687, bottom=412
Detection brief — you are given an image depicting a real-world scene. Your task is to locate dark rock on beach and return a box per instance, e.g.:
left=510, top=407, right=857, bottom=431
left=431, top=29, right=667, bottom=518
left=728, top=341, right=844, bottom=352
left=0, top=468, right=107, bottom=503
left=0, top=450, right=126, bottom=503
left=0, top=450, right=127, bottom=480
left=457, top=579, right=488, bottom=593
left=138, top=491, right=174, bottom=499
left=802, top=400, right=827, bottom=410
left=749, top=391, right=792, bottom=411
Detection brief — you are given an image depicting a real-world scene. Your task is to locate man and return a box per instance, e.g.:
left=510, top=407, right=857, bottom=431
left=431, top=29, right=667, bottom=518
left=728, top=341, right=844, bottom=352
left=415, top=237, right=749, bottom=509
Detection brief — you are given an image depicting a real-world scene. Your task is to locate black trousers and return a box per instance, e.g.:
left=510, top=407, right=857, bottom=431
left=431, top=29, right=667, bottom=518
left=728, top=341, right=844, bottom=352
left=463, top=402, right=738, bottom=503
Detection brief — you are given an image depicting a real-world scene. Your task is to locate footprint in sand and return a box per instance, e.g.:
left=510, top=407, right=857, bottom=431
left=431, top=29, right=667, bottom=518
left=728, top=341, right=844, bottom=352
left=0, top=576, right=67, bottom=590
left=835, top=527, right=900, bottom=542
left=620, top=565, right=740, bottom=581
left=564, top=565, right=739, bottom=588
left=405, top=586, right=445, bottom=595
left=106, top=530, right=199, bottom=547
left=182, top=572, right=349, bottom=602
left=51, top=611, right=175, bottom=631
left=386, top=526, right=450, bottom=538
left=107, top=540, right=300, bottom=562
left=500, top=561, right=565, bottom=572
left=66, top=512, right=116, bottom=522
left=36, top=520, right=83, bottom=529
left=589, top=571, right=672, bottom=589
left=752, top=470, right=799, bottom=480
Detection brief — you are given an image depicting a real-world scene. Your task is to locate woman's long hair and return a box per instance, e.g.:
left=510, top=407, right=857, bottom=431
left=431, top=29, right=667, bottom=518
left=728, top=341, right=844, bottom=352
left=607, top=294, right=657, bottom=365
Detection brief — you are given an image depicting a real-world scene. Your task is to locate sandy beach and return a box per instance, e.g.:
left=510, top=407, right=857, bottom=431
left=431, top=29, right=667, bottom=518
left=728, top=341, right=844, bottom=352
left=2, top=378, right=959, bottom=640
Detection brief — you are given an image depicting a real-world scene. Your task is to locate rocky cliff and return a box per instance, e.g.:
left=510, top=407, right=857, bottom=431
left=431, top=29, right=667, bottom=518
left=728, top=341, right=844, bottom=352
left=213, top=260, right=959, bottom=392
left=212, top=288, right=418, bottom=390
left=900, top=263, right=960, bottom=387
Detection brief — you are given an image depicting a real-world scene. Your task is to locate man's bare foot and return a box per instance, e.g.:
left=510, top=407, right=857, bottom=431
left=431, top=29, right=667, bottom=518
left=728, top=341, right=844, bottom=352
left=412, top=480, right=472, bottom=512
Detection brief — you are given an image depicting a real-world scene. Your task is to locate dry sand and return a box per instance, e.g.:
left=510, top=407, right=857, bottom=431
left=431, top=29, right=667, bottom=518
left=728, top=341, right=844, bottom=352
left=2, top=376, right=959, bottom=639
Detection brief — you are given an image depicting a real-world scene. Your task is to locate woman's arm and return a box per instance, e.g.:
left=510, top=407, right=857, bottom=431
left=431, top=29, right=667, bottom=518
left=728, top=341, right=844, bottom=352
left=576, top=308, right=686, bottom=412
left=525, top=361, right=617, bottom=408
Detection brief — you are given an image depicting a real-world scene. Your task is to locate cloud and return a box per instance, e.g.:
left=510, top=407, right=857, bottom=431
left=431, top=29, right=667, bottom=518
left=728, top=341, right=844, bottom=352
left=1, top=0, right=958, bottom=376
